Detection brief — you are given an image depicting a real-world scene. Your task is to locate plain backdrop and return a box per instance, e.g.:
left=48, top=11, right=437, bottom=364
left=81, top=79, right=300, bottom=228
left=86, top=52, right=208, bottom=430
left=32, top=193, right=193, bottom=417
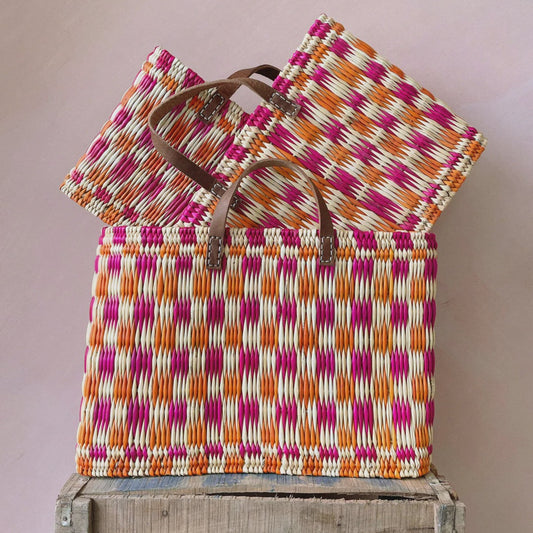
left=1, top=1, right=532, bottom=532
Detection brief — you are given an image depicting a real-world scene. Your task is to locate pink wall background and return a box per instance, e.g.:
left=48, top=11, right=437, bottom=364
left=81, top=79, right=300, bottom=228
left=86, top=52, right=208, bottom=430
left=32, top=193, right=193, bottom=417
left=1, top=1, right=532, bottom=532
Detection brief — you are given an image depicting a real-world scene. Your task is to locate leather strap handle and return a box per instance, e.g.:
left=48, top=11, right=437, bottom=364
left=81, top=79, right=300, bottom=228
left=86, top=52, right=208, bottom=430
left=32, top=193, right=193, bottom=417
left=198, top=65, right=281, bottom=121
left=148, top=78, right=300, bottom=204
left=227, top=64, right=280, bottom=81
left=224, top=64, right=280, bottom=92
left=206, top=158, right=336, bottom=270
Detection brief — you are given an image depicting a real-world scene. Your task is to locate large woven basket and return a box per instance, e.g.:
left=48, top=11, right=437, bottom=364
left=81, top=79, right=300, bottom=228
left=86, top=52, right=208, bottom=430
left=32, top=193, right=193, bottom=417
left=176, top=14, right=486, bottom=231
left=76, top=160, right=438, bottom=479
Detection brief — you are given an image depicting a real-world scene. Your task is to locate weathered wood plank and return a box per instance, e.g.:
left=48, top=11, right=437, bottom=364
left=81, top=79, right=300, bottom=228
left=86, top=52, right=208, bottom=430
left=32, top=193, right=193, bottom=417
left=55, top=496, right=92, bottom=533
left=56, top=468, right=464, bottom=533
left=79, top=473, right=435, bottom=499
left=427, top=472, right=457, bottom=533
left=430, top=472, right=465, bottom=533
left=55, top=474, right=92, bottom=533
left=92, top=495, right=436, bottom=533
left=454, top=501, right=466, bottom=533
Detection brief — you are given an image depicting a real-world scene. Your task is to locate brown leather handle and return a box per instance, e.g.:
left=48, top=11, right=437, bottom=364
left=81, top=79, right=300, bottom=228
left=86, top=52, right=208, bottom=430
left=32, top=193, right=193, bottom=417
left=199, top=65, right=281, bottom=120
left=206, top=158, right=336, bottom=270
left=148, top=78, right=300, bottom=203
left=227, top=64, right=280, bottom=81
left=225, top=64, right=280, bottom=93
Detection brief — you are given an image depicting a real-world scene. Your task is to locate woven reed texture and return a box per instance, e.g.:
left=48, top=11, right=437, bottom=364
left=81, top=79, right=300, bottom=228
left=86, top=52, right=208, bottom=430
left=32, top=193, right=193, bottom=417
left=77, top=227, right=437, bottom=478
left=60, top=48, right=251, bottom=226
left=181, top=14, right=486, bottom=232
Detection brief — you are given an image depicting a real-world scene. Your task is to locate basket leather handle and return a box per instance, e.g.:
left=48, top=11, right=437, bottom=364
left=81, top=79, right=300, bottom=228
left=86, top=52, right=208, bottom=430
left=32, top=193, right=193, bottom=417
left=148, top=77, right=300, bottom=205
left=224, top=64, right=280, bottom=92
left=227, top=64, right=280, bottom=81
left=207, top=158, right=335, bottom=270
left=198, top=65, right=281, bottom=121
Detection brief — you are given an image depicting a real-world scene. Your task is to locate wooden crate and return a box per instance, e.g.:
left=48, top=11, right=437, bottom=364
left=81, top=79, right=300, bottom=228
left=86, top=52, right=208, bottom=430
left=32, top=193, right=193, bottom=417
left=55, top=466, right=464, bottom=533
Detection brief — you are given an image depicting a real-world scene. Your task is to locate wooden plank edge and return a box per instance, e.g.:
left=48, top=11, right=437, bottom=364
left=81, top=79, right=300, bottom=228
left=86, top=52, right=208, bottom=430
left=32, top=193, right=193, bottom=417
left=426, top=472, right=458, bottom=533
left=56, top=475, right=93, bottom=533
left=454, top=501, right=466, bottom=533
left=77, top=472, right=436, bottom=500
left=92, top=494, right=437, bottom=533
left=55, top=496, right=92, bottom=533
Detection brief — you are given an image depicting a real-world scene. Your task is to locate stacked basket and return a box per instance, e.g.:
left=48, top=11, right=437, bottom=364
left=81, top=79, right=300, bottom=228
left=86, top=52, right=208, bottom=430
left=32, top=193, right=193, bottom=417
left=61, top=14, right=485, bottom=479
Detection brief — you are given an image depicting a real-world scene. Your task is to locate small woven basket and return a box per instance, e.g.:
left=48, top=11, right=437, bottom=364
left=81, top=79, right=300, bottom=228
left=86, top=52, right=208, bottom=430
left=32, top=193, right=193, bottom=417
left=179, top=14, right=486, bottom=232
left=60, top=49, right=274, bottom=226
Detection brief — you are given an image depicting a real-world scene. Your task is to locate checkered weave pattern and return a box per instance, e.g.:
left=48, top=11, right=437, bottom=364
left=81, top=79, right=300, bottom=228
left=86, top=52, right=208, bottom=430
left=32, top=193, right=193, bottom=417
left=60, top=48, right=252, bottom=226
left=77, top=226, right=437, bottom=478
left=181, top=14, right=486, bottom=231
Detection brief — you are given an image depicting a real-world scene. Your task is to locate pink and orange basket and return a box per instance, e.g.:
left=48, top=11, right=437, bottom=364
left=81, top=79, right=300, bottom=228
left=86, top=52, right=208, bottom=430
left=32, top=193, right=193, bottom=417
left=61, top=14, right=485, bottom=479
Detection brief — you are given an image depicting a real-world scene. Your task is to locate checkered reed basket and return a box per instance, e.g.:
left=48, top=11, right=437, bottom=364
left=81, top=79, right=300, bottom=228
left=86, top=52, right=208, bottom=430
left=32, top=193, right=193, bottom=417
left=77, top=159, right=437, bottom=479
left=152, top=14, right=486, bottom=232
left=60, top=47, right=281, bottom=226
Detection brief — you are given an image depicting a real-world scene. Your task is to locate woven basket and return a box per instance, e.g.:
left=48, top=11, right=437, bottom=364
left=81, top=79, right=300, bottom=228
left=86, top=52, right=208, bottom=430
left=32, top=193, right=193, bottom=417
left=60, top=48, right=279, bottom=226
left=76, top=160, right=437, bottom=479
left=173, top=14, right=486, bottom=231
